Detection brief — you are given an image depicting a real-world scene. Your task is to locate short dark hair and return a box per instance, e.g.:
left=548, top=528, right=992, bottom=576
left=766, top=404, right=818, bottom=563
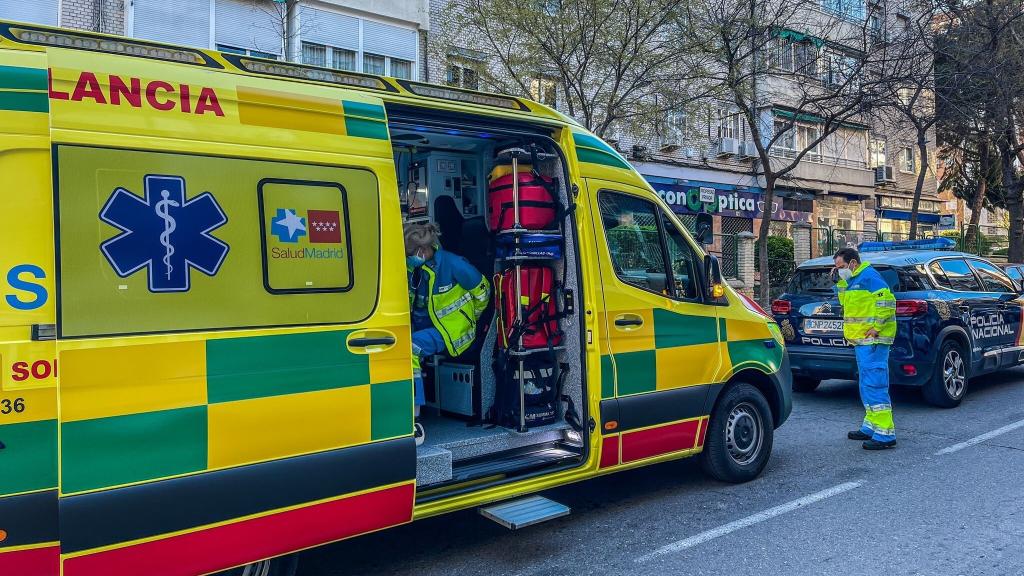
left=834, top=247, right=860, bottom=264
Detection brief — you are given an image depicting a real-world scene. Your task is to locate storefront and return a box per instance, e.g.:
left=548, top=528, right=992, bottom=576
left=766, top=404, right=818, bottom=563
left=876, top=195, right=942, bottom=239
left=644, top=176, right=813, bottom=233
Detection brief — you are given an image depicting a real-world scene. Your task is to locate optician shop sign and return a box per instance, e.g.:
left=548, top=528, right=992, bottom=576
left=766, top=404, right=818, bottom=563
left=645, top=178, right=812, bottom=223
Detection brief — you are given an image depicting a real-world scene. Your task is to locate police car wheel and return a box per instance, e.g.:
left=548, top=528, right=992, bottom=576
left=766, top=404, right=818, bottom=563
left=792, top=376, right=821, bottom=393
left=701, top=383, right=774, bottom=483
left=215, top=555, right=299, bottom=576
left=923, top=340, right=968, bottom=408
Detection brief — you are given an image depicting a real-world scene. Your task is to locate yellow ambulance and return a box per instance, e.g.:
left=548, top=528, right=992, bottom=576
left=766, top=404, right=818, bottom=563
left=0, top=19, right=791, bottom=576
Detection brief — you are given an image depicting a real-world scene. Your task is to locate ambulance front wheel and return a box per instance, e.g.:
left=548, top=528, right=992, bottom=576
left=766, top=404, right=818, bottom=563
left=701, top=383, right=774, bottom=483
left=216, top=554, right=299, bottom=576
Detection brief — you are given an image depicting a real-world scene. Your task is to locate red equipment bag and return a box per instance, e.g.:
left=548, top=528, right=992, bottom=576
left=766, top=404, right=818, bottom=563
left=494, top=265, right=562, bottom=350
left=487, top=171, right=558, bottom=232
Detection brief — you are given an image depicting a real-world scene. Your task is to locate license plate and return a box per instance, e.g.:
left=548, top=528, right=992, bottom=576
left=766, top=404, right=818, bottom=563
left=804, top=318, right=843, bottom=333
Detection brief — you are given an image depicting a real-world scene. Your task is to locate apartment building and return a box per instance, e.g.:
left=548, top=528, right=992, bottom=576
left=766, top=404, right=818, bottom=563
left=2, top=0, right=427, bottom=80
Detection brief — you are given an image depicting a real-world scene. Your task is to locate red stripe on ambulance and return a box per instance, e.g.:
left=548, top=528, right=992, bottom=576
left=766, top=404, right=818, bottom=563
left=0, top=545, right=60, bottom=576
left=620, top=419, right=700, bottom=463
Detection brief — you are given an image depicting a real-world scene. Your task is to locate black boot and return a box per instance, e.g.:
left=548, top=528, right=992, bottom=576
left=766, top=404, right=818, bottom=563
left=862, top=439, right=896, bottom=450
left=847, top=430, right=871, bottom=440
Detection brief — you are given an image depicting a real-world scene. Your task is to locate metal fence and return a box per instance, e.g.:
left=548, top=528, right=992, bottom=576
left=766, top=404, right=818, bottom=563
left=706, top=233, right=738, bottom=279
left=812, top=225, right=1011, bottom=261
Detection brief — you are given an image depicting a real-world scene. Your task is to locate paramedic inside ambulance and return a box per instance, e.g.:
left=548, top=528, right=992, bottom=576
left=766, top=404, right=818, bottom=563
left=404, top=222, right=490, bottom=446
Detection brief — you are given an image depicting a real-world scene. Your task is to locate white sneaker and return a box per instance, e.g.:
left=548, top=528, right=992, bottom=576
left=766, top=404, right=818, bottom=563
left=414, top=422, right=425, bottom=447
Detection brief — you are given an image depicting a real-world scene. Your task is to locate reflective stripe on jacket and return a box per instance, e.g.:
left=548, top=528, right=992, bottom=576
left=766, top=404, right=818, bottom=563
left=836, top=261, right=897, bottom=345
left=410, top=248, right=490, bottom=356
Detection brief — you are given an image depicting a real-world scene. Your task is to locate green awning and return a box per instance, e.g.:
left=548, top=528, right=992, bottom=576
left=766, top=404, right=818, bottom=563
left=773, top=108, right=868, bottom=130
left=775, top=28, right=825, bottom=48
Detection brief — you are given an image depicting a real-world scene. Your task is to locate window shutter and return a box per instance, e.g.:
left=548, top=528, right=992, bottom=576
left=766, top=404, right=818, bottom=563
left=301, top=7, right=359, bottom=51
left=133, top=0, right=211, bottom=48
left=362, top=20, right=416, bottom=61
left=0, top=0, right=58, bottom=26
left=215, top=0, right=282, bottom=56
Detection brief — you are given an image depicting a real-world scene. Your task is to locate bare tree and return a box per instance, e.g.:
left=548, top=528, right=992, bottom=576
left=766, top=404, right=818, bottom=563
left=432, top=0, right=713, bottom=138
left=687, top=0, right=900, bottom=303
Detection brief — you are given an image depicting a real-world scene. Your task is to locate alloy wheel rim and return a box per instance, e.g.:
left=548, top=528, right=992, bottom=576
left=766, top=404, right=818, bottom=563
left=943, top=349, right=966, bottom=399
left=726, top=401, right=763, bottom=465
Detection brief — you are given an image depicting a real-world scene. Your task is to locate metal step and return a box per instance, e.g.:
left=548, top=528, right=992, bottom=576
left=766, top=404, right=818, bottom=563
left=479, top=495, right=570, bottom=530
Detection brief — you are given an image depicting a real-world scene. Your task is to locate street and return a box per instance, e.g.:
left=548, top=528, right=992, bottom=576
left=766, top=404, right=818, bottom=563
left=299, top=369, right=1024, bottom=576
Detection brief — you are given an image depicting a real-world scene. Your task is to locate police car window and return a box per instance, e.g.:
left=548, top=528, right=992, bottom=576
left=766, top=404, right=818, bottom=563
left=936, top=259, right=982, bottom=291
left=896, top=265, right=933, bottom=291
left=1006, top=266, right=1023, bottom=281
left=661, top=213, right=700, bottom=300
left=876, top=267, right=899, bottom=290
left=787, top=268, right=834, bottom=294
left=599, top=192, right=670, bottom=295
left=968, top=259, right=1016, bottom=293
left=928, top=261, right=953, bottom=290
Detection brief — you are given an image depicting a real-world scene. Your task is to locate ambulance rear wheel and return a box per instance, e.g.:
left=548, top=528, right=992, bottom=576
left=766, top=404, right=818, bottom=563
left=215, top=555, right=299, bottom=576
left=792, top=376, right=821, bottom=393
left=923, top=339, right=968, bottom=408
left=701, top=383, right=773, bottom=483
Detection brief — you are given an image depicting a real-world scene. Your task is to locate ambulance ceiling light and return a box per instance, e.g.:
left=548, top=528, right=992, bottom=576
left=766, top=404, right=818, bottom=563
left=238, top=58, right=388, bottom=90
left=397, top=80, right=528, bottom=110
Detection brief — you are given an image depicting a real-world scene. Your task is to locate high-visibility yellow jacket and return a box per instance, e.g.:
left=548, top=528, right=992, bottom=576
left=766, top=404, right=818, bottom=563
left=837, top=261, right=897, bottom=345
left=410, top=249, right=490, bottom=356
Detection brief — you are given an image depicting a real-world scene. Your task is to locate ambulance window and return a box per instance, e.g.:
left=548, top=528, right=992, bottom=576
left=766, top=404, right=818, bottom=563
left=661, top=213, right=700, bottom=300
left=599, top=192, right=671, bottom=295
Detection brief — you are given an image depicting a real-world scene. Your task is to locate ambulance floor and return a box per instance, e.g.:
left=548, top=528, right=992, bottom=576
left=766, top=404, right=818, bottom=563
left=416, top=414, right=573, bottom=486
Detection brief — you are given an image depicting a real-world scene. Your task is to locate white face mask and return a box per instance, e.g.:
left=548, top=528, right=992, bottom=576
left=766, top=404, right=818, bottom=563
left=838, top=267, right=854, bottom=281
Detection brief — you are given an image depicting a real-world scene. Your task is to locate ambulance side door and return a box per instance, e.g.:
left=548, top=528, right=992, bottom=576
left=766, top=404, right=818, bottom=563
left=587, top=179, right=722, bottom=467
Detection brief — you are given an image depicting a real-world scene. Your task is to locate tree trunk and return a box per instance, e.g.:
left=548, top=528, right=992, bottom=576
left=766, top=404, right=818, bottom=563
left=909, top=128, right=929, bottom=240
left=965, top=139, right=989, bottom=251
left=756, top=178, right=775, bottom=306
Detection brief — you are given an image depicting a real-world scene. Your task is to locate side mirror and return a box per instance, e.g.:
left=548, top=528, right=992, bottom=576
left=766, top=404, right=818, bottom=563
left=704, top=254, right=725, bottom=299
left=695, top=212, right=713, bottom=245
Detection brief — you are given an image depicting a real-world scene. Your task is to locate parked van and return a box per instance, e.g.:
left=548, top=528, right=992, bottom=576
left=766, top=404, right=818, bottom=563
left=0, top=20, right=791, bottom=576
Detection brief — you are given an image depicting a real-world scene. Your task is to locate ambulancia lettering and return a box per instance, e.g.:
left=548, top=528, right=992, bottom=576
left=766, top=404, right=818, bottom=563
left=48, top=70, right=224, bottom=116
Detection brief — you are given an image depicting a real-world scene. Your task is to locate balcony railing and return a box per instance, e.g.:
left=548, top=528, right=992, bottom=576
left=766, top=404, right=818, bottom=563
left=769, top=146, right=868, bottom=169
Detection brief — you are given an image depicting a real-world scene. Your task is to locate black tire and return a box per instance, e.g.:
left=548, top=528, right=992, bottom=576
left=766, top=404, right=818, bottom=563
left=792, top=376, right=821, bottom=393
left=215, top=555, right=299, bottom=576
left=701, top=383, right=774, bottom=483
left=923, top=339, right=968, bottom=408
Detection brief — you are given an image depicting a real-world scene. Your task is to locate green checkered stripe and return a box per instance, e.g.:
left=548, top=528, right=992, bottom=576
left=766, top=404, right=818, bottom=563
left=0, top=64, right=48, bottom=113
left=57, top=330, right=411, bottom=495
left=341, top=100, right=389, bottom=140
left=573, top=131, right=631, bottom=169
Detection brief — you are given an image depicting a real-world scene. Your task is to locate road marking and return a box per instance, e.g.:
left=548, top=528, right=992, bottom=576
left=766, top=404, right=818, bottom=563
left=935, top=418, right=1024, bottom=456
left=635, top=481, right=863, bottom=563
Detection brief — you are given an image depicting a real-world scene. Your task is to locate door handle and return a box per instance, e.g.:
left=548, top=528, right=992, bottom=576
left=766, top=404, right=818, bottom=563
left=614, top=315, right=644, bottom=328
left=346, top=331, right=397, bottom=353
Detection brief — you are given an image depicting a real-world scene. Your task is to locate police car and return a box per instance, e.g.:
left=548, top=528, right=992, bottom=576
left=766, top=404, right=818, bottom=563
left=773, top=238, right=1024, bottom=407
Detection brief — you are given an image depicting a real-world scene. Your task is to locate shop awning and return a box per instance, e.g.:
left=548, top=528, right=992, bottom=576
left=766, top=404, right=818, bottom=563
left=879, top=209, right=941, bottom=224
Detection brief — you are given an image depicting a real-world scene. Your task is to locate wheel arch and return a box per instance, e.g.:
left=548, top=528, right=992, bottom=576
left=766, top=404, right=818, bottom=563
left=706, top=366, right=790, bottom=430
left=935, top=325, right=971, bottom=369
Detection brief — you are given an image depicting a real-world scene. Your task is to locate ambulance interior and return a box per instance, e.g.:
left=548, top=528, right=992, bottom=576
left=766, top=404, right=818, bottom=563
left=388, top=115, right=588, bottom=492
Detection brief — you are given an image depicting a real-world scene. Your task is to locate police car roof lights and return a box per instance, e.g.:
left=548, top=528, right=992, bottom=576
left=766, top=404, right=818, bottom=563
left=859, top=237, right=957, bottom=252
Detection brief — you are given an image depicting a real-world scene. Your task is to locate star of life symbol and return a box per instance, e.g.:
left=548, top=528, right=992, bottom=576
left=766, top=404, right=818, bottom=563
left=271, top=208, right=306, bottom=243
left=99, top=175, right=229, bottom=293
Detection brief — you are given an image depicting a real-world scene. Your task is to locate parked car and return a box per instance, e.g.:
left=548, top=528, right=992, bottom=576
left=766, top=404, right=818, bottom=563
left=1000, top=263, right=1024, bottom=291
left=773, top=241, right=1024, bottom=407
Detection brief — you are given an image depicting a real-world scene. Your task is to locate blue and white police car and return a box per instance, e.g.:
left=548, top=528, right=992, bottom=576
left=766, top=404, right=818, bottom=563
left=772, top=238, right=1024, bottom=407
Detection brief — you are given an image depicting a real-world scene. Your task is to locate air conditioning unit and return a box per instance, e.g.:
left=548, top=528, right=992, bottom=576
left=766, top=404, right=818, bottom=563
left=874, top=165, right=895, bottom=184
left=717, top=137, right=740, bottom=157
left=631, top=144, right=648, bottom=160
left=739, top=141, right=758, bottom=158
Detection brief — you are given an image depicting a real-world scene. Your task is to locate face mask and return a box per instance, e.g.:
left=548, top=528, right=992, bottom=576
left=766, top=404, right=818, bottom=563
left=838, top=268, right=853, bottom=281
left=407, top=255, right=425, bottom=268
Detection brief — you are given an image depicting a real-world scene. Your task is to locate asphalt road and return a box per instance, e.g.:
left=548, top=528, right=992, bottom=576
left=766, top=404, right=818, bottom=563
left=299, top=369, right=1024, bottom=576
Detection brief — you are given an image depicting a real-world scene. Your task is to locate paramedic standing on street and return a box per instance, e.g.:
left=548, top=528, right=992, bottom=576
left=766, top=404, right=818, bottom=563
left=834, top=247, right=898, bottom=450
left=405, top=223, right=490, bottom=447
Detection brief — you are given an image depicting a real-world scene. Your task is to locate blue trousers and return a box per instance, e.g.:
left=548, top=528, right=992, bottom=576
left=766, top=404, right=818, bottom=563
left=855, top=344, right=896, bottom=442
left=411, top=327, right=446, bottom=407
